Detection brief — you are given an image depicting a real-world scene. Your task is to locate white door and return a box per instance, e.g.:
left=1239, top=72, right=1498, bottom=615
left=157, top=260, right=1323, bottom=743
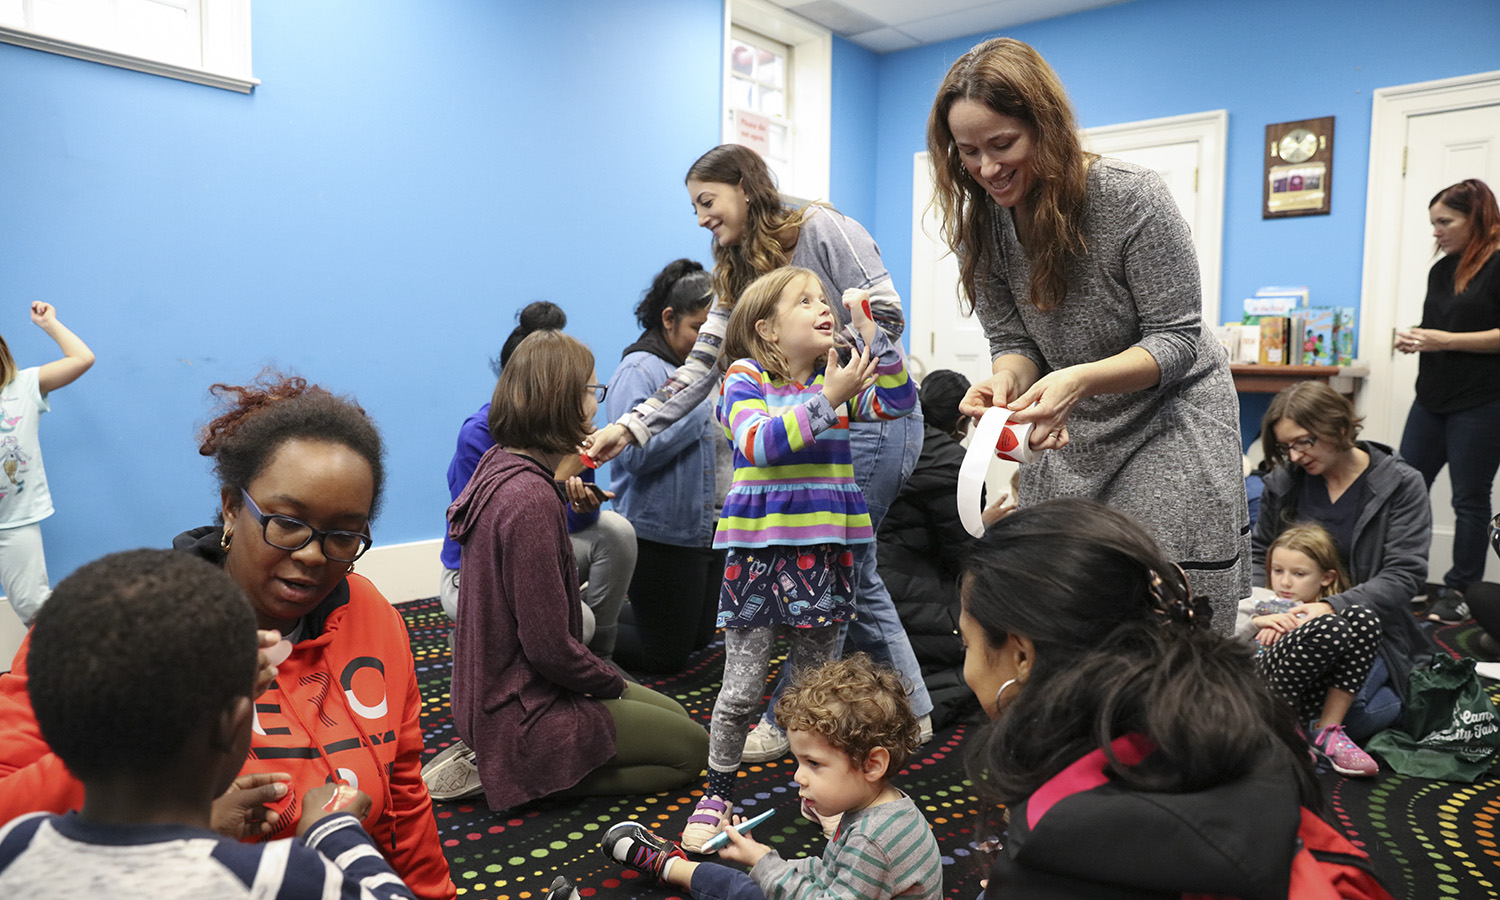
left=909, top=152, right=993, bottom=388
left=1384, top=102, right=1500, bottom=583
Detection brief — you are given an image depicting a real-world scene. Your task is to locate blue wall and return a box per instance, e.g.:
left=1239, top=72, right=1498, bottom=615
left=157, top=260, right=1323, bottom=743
left=829, top=36, right=879, bottom=226
left=5, top=0, right=1499, bottom=583
left=0, top=0, right=723, bottom=582
left=865, top=0, right=1500, bottom=447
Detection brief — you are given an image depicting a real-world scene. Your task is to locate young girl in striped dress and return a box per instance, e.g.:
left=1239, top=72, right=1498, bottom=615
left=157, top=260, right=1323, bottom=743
left=679, top=266, right=915, bottom=852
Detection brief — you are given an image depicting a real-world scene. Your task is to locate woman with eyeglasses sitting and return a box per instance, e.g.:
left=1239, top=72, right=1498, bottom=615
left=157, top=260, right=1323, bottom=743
left=1251, top=381, right=1433, bottom=743
left=0, top=370, right=458, bottom=899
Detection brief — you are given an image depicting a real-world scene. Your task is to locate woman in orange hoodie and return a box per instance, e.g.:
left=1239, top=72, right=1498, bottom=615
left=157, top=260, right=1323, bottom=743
left=0, top=372, right=456, bottom=900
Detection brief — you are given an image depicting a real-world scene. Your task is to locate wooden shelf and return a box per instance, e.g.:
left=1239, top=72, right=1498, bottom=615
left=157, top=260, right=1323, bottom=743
left=1230, top=362, right=1369, bottom=399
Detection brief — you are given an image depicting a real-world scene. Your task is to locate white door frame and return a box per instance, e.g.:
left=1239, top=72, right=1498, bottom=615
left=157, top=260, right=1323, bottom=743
left=1358, top=69, right=1500, bottom=440
left=1084, top=109, right=1228, bottom=326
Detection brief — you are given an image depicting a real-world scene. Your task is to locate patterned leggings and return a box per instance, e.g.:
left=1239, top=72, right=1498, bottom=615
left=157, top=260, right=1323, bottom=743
left=708, top=624, right=842, bottom=779
left=1256, top=606, right=1382, bottom=724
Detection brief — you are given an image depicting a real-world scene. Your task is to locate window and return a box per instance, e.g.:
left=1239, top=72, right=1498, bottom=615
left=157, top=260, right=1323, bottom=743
left=0, top=0, right=256, bottom=93
left=724, top=0, right=829, bottom=204
left=728, top=26, right=793, bottom=188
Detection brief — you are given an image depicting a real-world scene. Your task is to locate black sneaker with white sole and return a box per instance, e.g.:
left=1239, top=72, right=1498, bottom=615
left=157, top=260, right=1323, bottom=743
left=1428, top=588, right=1471, bottom=625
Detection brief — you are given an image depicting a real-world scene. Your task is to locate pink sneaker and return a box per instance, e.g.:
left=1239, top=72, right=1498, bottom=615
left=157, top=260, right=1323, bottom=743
left=1312, top=724, right=1378, bottom=777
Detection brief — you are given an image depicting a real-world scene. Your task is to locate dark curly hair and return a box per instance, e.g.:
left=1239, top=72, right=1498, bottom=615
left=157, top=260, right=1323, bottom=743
left=29, top=549, right=256, bottom=781
left=775, top=653, right=921, bottom=772
left=493, top=300, right=568, bottom=376
left=198, top=370, right=386, bottom=522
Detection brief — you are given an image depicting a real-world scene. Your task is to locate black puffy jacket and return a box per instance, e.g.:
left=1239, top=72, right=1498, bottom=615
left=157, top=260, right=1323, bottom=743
left=876, top=424, right=981, bottom=728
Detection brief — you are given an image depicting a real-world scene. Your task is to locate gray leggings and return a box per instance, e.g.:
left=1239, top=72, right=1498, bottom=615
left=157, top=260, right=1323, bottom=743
left=709, top=624, right=842, bottom=773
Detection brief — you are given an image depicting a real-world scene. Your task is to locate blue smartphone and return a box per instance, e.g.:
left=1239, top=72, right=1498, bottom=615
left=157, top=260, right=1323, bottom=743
left=700, top=808, right=776, bottom=853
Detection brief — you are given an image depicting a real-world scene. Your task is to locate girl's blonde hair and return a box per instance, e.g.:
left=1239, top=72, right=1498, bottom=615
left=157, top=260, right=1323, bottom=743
left=0, top=336, right=14, bottom=389
left=685, top=145, right=813, bottom=308
left=722, top=266, right=818, bottom=380
left=926, top=37, right=1096, bottom=313
left=1267, top=523, right=1350, bottom=599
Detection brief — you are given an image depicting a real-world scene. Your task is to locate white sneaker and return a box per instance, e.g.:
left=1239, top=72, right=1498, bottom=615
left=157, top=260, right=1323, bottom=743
left=741, top=719, right=790, bottom=763
left=422, top=740, right=483, bottom=801
left=918, top=714, right=933, bottom=744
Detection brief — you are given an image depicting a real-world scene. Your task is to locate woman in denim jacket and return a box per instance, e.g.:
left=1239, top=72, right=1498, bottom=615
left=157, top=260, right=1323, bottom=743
left=608, top=260, right=722, bottom=673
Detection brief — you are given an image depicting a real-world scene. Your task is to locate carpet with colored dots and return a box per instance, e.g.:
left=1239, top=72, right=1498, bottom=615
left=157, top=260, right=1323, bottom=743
left=402, top=597, right=997, bottom=900
left=404, top=597, right=1500, bottom=900
left=1325, top=621, right=1500, bottom=900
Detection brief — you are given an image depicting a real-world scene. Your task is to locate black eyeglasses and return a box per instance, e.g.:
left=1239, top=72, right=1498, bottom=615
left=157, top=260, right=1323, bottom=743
left=1274, top=435, right=1318, bottom=456
left=585, top=383, right=608, bottom=402
left=239, top=490, right=372, bottom=562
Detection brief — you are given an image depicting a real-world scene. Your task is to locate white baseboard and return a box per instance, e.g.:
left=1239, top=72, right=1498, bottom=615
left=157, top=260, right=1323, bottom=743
left=0, top=601, right=27, bottom=670
left=355, top=538, right=445, bottom=605
left=0, top=538, right=444, bottom=669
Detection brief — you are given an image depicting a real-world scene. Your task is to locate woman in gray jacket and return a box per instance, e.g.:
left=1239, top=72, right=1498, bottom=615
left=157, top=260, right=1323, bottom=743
left=1252, top=382, right=1434, bottom=741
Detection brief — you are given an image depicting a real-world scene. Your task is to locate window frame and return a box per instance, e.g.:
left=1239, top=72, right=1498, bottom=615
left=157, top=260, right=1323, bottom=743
left=0, top=0, right=257, bottom=93
left=723, top=0, right=829, bottom=204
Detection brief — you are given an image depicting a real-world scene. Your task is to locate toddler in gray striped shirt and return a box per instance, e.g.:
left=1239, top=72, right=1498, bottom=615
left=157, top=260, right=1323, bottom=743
left=595, top=654, right=942, bottom=900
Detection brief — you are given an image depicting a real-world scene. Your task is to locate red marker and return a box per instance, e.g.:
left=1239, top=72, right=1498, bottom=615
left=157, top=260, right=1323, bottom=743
left=579, top=452, right=598, bottom=469
left=861, top=298, right=872, bottom=321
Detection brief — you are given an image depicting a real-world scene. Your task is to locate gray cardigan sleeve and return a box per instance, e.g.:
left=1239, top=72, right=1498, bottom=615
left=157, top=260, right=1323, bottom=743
left=794, top=207, right=906, bottom=341
left=1117, top=169, right=1203, bottom=388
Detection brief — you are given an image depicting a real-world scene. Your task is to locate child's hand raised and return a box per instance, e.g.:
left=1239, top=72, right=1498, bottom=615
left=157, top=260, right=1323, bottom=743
left=841, top=289, right=878, bottom=347
left=715, top=816, right=772, bottom=867
left=29, top=301, right=55, bottom=328
left=820, top=345, right=878, bottom=408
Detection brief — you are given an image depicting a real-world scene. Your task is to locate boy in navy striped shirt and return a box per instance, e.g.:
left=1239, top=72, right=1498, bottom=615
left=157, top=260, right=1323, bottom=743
left=0, top=549, right=418, bottom=899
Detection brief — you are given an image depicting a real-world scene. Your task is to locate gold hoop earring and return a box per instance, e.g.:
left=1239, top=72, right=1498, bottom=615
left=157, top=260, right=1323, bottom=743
left=220, top=530, right=233, bottom=551
left=994, top=677, right=1020, bottom=710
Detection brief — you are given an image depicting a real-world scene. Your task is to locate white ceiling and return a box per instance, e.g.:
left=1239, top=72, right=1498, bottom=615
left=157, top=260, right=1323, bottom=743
left=763, top=0, right=1133, bottom=53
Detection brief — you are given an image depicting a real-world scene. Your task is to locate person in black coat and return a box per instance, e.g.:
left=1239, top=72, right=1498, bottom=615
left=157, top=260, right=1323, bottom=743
left=876, top=371, right=1014, bottom=728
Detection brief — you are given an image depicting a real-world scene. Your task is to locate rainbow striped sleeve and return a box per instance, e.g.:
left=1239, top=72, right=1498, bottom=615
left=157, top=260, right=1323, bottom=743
left=720, top=360, right=837, bottom=468
left=850, top=329, right=917, bottom=423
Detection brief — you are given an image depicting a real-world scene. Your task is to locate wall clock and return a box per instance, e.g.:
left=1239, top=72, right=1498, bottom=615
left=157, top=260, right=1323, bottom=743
left=1263, top=116, right=1334, bottom=218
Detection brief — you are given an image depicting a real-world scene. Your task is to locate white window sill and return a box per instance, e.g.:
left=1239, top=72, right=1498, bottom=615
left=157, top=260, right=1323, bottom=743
left=0, top=25, right=258, bottom=93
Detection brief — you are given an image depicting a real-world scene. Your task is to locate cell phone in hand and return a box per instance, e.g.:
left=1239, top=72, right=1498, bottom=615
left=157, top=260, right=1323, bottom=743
left=584, top=483, right=609, bottom=503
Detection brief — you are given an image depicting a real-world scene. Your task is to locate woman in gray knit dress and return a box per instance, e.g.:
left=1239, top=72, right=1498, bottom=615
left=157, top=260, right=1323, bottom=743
left=927, top=37, right=1249, bottom=629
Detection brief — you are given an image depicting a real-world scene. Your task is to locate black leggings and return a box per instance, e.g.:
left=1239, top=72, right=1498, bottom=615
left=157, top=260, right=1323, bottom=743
left=614, top=540, right=724, bottom=674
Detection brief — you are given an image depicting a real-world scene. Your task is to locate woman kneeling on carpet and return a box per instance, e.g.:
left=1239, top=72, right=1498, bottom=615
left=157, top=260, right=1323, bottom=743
left=958, top=498, right=1392, bottom=897
left=432, top=329, right=707, bottom=809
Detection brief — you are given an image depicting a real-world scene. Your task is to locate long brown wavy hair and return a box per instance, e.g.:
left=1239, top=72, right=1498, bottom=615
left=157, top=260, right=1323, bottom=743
left=926, top=37, right=1095, bottom=312
left=1431, top=179, right=1500, bottom=294
left=686, top=144, right=812, bottom=308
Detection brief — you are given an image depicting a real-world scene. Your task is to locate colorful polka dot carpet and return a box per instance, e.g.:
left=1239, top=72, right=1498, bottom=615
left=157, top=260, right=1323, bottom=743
left=404, top=598, right=1500, bottom=900
left=403, top=597, right=998, bottom=900
left=1329, top=621, right=1500, bottom=900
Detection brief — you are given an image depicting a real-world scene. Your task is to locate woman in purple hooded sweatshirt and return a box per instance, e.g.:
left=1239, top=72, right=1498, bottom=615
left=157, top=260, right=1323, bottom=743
left=435, top=330, right=706, bottom=811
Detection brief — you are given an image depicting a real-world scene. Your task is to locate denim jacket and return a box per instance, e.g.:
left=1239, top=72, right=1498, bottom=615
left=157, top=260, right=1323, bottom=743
left=606, top=350, right=719, bottom=547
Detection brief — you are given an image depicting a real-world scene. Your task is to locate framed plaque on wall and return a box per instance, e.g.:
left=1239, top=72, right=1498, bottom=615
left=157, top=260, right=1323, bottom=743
left=1263, top=116, right=1334, bottom=218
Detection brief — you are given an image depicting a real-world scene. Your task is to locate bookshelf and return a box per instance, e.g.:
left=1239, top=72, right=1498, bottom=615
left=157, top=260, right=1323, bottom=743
left=1229, top=362, right=1369, bottom=401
